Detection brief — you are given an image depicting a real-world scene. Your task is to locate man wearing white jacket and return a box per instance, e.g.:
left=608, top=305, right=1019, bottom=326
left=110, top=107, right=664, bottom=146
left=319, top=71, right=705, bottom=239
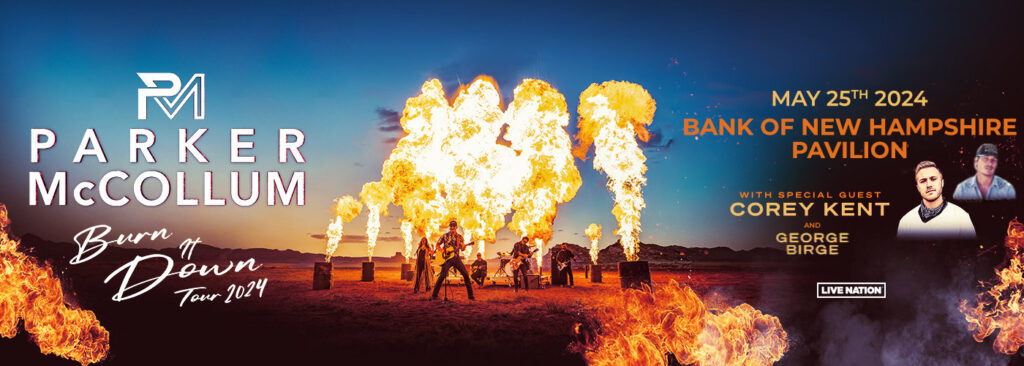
left=897, top=160, right=976, bottom=240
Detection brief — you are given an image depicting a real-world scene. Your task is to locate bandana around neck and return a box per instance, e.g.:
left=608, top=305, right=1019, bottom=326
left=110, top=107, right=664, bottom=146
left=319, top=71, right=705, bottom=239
left=918, top=199, right=947, bottom=223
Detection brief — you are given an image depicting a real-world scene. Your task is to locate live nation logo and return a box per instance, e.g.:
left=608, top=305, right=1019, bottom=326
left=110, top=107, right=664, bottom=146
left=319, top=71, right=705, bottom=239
left=137, top=72, right=205, bottom=120
left=817, top=282, right=886, bottom=299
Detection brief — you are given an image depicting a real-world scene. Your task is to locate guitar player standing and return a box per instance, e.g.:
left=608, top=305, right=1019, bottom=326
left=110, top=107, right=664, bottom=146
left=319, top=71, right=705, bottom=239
left=430, top=220, right=475, bottom=301
left=511, top=236, right=534, bottom=292
left=555, top=242, right=576, bottom=288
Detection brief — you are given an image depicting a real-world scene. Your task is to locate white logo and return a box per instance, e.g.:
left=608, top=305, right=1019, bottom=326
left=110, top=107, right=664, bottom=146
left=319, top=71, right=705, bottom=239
left=137, top=73, right=205, bottom=120
left=816, top=282, right=886, bottom=299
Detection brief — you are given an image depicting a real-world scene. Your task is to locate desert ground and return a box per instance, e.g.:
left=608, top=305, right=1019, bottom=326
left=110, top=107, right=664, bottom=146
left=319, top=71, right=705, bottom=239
left=3, top=261, right=813, bottom=365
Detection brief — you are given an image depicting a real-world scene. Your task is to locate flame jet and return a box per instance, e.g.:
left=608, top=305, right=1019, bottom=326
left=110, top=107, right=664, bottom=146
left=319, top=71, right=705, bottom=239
left=586, top=223, right=602, bottom=263
left=961, top=219, right=1024, bottom=354
left=574, top=81, right=655, bottom=262
left=360, top=182, right=392, bottom=261
left=506, top=79, right=582, bottom=273
left=325, top=195, right=362, bottom=261
left=0, top=203, right=110, bottom=365
left=400, top=221, right=414, bottom=263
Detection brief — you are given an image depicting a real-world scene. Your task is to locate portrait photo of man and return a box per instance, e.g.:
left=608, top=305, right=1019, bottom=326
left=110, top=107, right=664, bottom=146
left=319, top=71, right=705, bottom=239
left=953, top=143, right=1016, bottom=200
left=897, top=160, right=976, bottom=240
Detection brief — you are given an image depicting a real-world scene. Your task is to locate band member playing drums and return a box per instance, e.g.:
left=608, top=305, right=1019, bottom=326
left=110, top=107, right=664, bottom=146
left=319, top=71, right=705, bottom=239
left=497, top=252, right=510, bottom=273
left=431, top=220, right=475, bottom=300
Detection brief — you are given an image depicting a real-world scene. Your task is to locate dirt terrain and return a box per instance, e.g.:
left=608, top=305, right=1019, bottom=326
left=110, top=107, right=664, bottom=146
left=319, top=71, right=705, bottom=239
left=2, top=261, right=811, bottom=366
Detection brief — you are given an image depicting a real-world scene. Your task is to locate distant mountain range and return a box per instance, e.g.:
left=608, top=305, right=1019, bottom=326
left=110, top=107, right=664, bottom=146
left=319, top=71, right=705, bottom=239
left=543, top=241, right=788, bottom=265
left=16, top=234, right=787, bottom=269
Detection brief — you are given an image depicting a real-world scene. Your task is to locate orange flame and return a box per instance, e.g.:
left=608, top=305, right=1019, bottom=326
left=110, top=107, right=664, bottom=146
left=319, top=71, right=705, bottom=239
left=533, top=238, right=545, bottom=274
left=574, top=81, right=655, bottom=262
left=586, top=223, right=602, bottom=263
left=507, top=79, right=582, bottom=244
left=381, top=77, right=514, bottom=251
left=360, top=181, right=392, bottom=261
left=0, top=203, right=109, bottom=365
left=574, top=280, right=788, bottom=365
left=960, top=218, right=1024, bottom=354
left=325, top=195, right=362, bottom=261
left=378, top=77, right=580, bottom=258
left=401, top=220, right=414, bottom=263
left=380, top=80, right=448, bottom=240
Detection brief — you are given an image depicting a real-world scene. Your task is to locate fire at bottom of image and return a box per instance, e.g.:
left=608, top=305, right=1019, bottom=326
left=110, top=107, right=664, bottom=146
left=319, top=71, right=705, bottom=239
left=572, top=279, right=789, bottom=366
left=961, top=218, right=1024, bottom=355
left=0, top=203, right=109, bottom=365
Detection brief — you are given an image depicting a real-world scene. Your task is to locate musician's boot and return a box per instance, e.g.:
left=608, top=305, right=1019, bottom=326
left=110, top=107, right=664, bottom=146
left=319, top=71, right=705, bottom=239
left=464, top=286, right=475, bottom=301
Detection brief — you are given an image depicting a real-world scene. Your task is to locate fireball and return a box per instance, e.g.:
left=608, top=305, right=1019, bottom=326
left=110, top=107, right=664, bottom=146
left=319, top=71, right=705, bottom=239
left=378, top=76, right=580, bottom=263
left=506, top=79, right=582, bottom=273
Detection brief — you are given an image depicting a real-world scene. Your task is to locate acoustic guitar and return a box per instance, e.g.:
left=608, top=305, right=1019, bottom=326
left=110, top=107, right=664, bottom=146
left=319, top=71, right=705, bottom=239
left=433, top=241, right=476, bottom=266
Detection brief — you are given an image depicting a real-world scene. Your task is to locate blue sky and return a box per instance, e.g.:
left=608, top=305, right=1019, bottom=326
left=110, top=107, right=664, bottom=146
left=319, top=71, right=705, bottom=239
left=1, top=1, right=1019, bottom=256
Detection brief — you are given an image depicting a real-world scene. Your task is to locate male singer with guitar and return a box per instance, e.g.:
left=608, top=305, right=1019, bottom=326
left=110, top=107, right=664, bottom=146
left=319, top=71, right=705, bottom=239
left=431, top=220, right=475, bottom=301
left=510, top=236, right=535, bottom=292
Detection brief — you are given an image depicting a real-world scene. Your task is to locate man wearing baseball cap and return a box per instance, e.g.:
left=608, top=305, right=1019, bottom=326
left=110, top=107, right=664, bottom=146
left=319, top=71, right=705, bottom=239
left=430, top=220, right=475, bottom=300
left=953, top=143, right=1016, bottom=200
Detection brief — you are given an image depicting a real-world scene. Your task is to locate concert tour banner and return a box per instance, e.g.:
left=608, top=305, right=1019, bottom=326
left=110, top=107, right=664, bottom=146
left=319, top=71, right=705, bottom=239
left=1, top=1, right=1022, bottom=365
